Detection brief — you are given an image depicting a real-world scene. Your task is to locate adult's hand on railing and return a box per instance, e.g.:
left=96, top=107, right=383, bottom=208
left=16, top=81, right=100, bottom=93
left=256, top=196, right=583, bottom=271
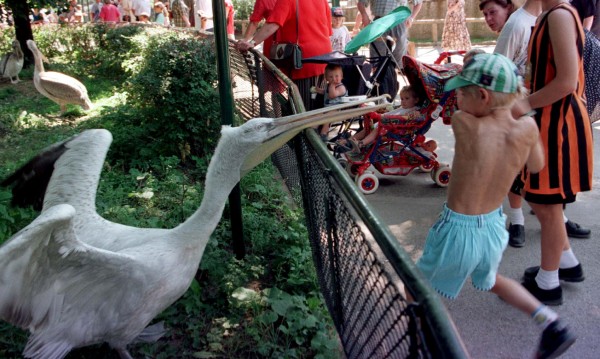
left=236, top=39, right=254, bottom=53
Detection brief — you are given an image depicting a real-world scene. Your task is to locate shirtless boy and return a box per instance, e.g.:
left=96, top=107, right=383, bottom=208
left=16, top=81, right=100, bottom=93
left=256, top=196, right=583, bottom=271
left=416, top=53, right=575, bottom=359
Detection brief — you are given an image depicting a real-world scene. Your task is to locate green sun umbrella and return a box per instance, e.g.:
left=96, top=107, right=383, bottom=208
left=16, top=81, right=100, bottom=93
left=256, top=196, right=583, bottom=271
left=344, top=6, right=412, bottom=54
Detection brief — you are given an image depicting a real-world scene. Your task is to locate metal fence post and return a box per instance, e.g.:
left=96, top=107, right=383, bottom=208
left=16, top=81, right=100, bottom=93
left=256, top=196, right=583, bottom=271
left=213, top=0, right=245, bottom=259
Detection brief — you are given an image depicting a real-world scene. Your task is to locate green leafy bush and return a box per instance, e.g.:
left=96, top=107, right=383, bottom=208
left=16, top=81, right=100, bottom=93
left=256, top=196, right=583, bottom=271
left=126, top=32, right=222, bottom=161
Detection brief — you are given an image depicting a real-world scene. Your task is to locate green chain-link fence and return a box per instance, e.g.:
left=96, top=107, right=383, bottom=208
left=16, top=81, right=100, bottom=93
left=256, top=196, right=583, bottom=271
left=229, top=41, right=469, bottom=359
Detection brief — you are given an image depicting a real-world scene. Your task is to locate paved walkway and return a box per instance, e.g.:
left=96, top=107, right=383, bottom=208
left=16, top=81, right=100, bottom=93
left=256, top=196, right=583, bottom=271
left=366, top=45, right=600, bottom=359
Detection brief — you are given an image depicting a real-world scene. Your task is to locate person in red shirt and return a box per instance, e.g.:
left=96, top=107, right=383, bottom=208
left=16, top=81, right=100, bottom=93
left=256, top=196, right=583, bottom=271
left=225, top=0, right=235, bottom=40
left=99, top=0, right=121, bottom=22
left=242, top=0, right=277, bottom=56
left=236, top=0, right=332, bottom=110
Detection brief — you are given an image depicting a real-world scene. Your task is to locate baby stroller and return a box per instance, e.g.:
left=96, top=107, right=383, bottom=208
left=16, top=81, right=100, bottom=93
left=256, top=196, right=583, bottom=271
left=302, top=7, right=412, bottom=139
left=338, top=53, right=463, bottom=194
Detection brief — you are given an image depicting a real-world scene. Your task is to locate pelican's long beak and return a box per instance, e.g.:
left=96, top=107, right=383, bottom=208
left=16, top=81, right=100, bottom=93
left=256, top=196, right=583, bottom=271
left=241, top=95, right=390, bottom=175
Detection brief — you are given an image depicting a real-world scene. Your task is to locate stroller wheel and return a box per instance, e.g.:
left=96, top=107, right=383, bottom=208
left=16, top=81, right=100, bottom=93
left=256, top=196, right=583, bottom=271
left=345, top=162, right=361, bottom=179
left=432, top=166, right=452, bottom=188
left=337, top=158, right=349, bottom=171
left=355, top=172, right=379, bottom=195
left=419, top=162, right=435, bottom=173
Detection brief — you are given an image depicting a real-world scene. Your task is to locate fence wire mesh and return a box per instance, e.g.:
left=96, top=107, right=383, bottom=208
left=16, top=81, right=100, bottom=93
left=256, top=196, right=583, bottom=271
left=228, top=42, right=468, bottom=359
left=296, top=135, right=427, bottom=358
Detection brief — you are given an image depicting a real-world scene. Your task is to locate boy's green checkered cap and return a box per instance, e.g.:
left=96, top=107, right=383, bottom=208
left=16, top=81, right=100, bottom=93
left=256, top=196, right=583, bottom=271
left=444, top=53, right=520, bottom=94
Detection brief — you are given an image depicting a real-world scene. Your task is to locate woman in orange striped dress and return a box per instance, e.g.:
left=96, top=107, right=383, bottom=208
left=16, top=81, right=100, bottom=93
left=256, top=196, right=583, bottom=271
left=515, top=0, right=593, bottom=306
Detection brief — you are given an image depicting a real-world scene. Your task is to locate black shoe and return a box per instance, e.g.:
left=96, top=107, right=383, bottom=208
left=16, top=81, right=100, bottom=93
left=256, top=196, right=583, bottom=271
left=536, top=319, right=576, bottom=359
left=565, top=220, right=591, bottom=239
left=508, top=223, right=525, bottom=248
left=523, top=264, right=585, bottom=283
left=522, top=280, right=563, bottom=306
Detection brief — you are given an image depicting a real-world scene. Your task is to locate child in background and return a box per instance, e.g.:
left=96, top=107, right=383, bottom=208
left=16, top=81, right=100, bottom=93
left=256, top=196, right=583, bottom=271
left=330, top=7, right=351, bottom=52
left=138, top=11, right=150, bottom=22
left=153, top=2, right=170, bottom=25
left=416, top=53, right=576, bottom=358
left=73, top=5, right=85, bottom=22
left=312, top=64, right=348, bottom=140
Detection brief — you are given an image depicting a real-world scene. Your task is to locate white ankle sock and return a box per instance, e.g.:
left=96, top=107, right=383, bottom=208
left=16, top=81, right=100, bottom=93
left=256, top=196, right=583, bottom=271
left=535, top=268, right=560, bottom=290
left=559, top=248, right=579, bottom=269
left=532, top=305, right=558, bottom=330
left=563, top=212, right=568, bottom=223
left=506, top=207, right=524, bottom=226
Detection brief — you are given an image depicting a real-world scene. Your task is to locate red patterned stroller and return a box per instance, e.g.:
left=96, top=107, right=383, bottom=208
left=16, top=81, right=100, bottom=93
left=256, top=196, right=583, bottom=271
left=339, top=53, right=463, bottom=194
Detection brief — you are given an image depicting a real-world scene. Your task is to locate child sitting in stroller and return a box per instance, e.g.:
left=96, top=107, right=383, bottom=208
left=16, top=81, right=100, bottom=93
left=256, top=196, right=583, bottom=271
left=312, top=64, right=349, bottom=140
left=337, top=85, right=437, bottom=154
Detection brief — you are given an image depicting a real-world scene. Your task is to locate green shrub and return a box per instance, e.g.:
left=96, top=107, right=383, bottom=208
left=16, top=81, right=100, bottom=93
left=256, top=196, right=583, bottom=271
left=232, top=0, right=255, bottom=21
left=126, top=32, right=221, bottom=161
left=0, top=27, right=15, bottom=54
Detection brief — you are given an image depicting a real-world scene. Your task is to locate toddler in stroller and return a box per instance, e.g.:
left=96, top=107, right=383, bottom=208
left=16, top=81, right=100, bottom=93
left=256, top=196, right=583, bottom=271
left=337, top=85, right=436, bottom=154
left=337, top=54, right=463, bottom=194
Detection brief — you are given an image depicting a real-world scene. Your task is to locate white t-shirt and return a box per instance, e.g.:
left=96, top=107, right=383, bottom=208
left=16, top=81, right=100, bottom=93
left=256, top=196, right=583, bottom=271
left=196, top=0, right=213, bottom=30
left=385, top=106, right=418, bottom=117
left=331, top=26, right=352, bottom=52
left=494, top=7, right=538, bottom=76
left=132, top=0, right=151, bottom=16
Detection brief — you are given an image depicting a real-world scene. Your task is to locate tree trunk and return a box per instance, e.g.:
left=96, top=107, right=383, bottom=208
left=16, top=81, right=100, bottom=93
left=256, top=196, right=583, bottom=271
left=5, top=0, right=34, bottom=66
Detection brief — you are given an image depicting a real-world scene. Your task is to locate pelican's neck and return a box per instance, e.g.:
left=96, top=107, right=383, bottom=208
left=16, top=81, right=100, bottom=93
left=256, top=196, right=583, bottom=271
left=32, top=49, right=44, bottom=74
left=176, top=137, right=243, bottom=238
left=14, top=44, right=23, bottom=60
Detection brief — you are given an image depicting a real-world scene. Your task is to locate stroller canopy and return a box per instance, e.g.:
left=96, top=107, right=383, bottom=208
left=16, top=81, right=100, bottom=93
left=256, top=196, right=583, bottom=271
left=344, top=6, right=412, bottom=54
left=302, top=51, right=366, bottom=66
left=402, top=56, right=462, bottom=104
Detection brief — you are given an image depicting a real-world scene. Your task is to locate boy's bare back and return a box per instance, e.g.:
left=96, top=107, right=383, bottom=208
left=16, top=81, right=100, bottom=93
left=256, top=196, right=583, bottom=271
left=448, top=108, right=543, bottom=215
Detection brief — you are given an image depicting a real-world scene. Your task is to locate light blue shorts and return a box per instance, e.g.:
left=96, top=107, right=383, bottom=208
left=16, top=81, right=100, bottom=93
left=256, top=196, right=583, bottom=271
left=416, top=204, right=508, bottom=299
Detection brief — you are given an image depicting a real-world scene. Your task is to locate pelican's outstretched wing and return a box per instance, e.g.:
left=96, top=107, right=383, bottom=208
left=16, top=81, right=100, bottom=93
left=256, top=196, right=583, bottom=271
left=1, top=137, right=72, bottom=210
left=0, top=204, right=151, bottom=358
left=1, top=129, right=112, bottom=215
left=42, top=129, right=112, bottom=215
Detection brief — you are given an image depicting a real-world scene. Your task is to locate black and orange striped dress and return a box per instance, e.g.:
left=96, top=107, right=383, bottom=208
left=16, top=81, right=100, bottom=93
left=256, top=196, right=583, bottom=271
left=522, top=3, right=594, bottom=204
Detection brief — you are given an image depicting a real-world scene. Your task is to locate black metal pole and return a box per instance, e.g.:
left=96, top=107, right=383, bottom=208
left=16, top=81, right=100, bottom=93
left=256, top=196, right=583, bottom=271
left=213, top=0, right=245, bottom=259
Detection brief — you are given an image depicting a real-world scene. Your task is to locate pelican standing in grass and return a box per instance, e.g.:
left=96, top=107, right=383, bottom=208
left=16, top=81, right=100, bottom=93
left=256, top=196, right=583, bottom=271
left=27, top=40, right=92, bottom=113
left=0, top=40, right=24, bottom=84
left=0, top=98, right=388, bottom=359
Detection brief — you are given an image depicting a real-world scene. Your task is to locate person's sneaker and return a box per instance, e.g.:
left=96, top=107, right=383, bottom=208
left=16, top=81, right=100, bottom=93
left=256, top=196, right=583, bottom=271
left=508, top=223, right=525, bottom=248
left=536, top=319, right=576, bottom=359
left=522, top=280, right=563, bottom=306
left=565, top=220, right=591, bottom=239
left=523, top=264, right=585, bottom=283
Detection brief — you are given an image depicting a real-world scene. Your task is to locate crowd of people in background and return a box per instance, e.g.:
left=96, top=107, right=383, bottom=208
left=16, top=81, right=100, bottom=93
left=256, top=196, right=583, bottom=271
left=22, top=0, right=234, bottom=31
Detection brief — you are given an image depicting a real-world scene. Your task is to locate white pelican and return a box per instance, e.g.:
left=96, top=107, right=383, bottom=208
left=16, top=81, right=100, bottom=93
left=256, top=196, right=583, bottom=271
left=0, top=97, right=388, bottom=359
left=1, top=40, right=24, bottom=84
left=27, top=40, right=92, bottom=113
